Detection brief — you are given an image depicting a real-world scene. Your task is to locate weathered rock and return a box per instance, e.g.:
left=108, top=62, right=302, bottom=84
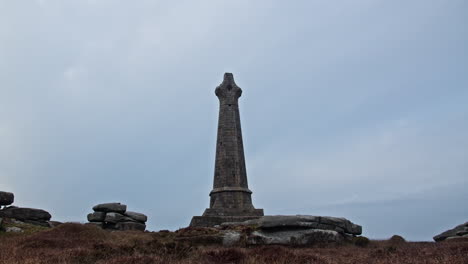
left=0, top=192, right=14, bottom=206
left=445, top=236, right=468, bottom=241
left=10, top=219, right=24, bottom=224
left=259, top=215, right=320, bottom=229
left=104, top=212, right=134, bottom=224
left=93, top=203, right=126, bottom=214
left=125, top=211, right=147, bottom=223
left=192, top=216, right=262, bottom=228
left=115, top=221, right=146, bottom=231
left=434, top=222, right=468, bottom=242
left=222, top=231, right=242, bottom=246
left=222, top=215, right=362, bottom=236
left=248, top=229, right=343, bottom=246
left=219, top=215, right=362, bottom=246
left=175, top=224, right=354, bottom=247
left=88, top=212, right=106, bottom=222
left=104, top=223, right=117, bottom=230
left=0, top=207, right=51, bottom=221
left=5, top=227, right=23, bottom=233
left=23, top=220, right=50, bottom=227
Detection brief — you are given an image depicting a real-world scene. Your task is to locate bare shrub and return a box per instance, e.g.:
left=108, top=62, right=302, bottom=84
left=389, top=235, right=406, bottom=243
left=352, top=236, right=370, bottom=247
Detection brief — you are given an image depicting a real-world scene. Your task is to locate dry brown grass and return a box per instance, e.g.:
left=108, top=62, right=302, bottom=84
left=0, top=223, right=467, bottom=264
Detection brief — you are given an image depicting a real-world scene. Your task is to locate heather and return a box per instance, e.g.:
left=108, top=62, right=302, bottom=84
left=0, top=223, right=467, bottom=264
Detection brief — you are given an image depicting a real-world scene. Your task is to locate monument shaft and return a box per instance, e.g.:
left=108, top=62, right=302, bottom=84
left=190, top=73, right=263, bottom=227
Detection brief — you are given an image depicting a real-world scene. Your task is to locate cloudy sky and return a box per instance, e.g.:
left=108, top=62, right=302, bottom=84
left=1, top=0, right=467, bottom=241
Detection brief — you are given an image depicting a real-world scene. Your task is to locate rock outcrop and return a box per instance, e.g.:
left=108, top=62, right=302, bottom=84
left=0, top=191, right=53, bottom=228
left=5, top=226, right=23, bottom=233
left=171, top=215, right=364, bottom=247
left=87, top=203, right=147, bottom=231
left=0, top=207, right=52, bottom=227
left=434, top=222, right=468, bottom=242
left=0, top=192, right=14, bottom=207
left=177, top=215, right=362, bottom=247
left=0, top=207, right=51, bottom=226
left=248, top=229, right=344, bottom=245
left=219, top=215, right=362, bottom=246
left=223, top=215, right=361, bottom=233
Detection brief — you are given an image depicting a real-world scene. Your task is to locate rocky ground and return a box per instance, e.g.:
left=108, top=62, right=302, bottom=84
left=0, top=223, right=467, bottom=264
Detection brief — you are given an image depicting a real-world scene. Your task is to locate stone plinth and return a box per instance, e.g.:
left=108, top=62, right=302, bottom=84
left=190, top=215, right=263, bottom=228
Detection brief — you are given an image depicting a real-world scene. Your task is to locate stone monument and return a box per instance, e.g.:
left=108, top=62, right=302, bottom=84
left=190, top=73, right=264, bottom=227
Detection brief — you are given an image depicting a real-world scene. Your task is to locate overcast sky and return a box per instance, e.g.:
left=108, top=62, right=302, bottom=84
left=1, top=0, right=467, bottom=241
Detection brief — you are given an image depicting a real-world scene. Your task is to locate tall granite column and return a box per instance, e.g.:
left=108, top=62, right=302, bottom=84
left=190, top=73, right=263, bottom=227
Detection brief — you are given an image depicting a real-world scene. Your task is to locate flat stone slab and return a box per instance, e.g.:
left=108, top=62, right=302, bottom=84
left=93, top=203, right=127, bottom=214
left=0, top=207, right=51, bottom=221
left=221, top=215, right=362, bottom=235
left=23, top=219, right=50, bottom=227
left=248, top=229, right=343, bottom=245
left=125, top=211, right=147, bottom=223
left=0, top=192, right=14, bottom=206
left=190, top=215, right=263, bottom=228
left=104, top=212, right=134, bottom=224
left=87, top=212, right=106, bottom=222
left=177, top=226, right=347, bottom=247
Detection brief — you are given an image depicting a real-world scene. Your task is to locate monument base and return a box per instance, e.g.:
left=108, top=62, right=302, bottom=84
left=190, top=208, right=264, bottom=227
left=190, top=215, right=262, bottom=227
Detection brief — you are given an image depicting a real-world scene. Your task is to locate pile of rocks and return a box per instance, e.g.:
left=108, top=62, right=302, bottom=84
left=220, top=215, right=362, bottom=246
left=87, top=203, right=147, bottom=231
left=434, top=222, right=468, bottom=242
left=0, top=191, right=53, bottom=228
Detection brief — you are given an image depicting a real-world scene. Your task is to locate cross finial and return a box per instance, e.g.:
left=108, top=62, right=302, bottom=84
left=215, top=73, right=242, bottom=101
left=224, top=72, right=234, bottom=83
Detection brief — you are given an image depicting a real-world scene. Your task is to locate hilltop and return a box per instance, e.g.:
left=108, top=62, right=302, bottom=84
left=0, top=223, right=467, bottom=264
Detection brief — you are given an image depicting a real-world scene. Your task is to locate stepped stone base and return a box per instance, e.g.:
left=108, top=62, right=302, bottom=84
left=191, top=208, right=264, bottom=227
left=202, top=208, right=264, bottom=217
left=190, top=215, right=263, bottom=227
